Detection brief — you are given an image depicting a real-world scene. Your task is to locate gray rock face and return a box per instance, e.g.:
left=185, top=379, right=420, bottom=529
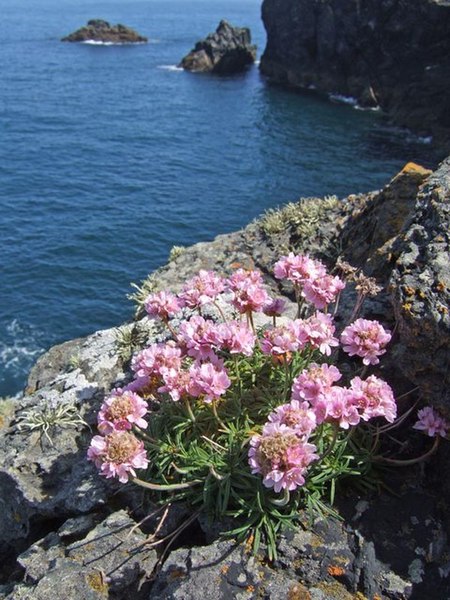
left=179, top=20, right=256, bottom=74
left=260, top=0, right=450, bottom=153
left=61, top=19, right=148, bottom=43
left=389, top=157, right=450, bottom=413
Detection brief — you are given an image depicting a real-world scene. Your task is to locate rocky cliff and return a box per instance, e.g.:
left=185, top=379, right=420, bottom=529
left=260, top=0, right=450, bottom=152
left=0, top=159, right=449, bottom=598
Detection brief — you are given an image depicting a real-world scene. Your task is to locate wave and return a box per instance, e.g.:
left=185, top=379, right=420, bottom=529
left=157, top=64, right=183, bottom=72
left=81, top=40, right=147, bottom=46
left=0, top=319, right=46, bottom=395
left=328, top=93, right=358, bottom=106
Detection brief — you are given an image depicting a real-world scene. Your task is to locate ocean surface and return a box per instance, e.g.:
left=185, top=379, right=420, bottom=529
left=0, top=0, right=437, bottom=397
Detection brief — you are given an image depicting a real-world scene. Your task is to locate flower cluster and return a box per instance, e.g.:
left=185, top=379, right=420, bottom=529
left=86, top=252, right=442, bottom=557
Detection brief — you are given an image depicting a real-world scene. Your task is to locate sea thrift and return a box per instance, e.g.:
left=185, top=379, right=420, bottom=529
left=268, top=399, right=317, bottom=439
left=179, top=315, right=224, bottom=361
left=341, top=318, right=391, bottom=365
left=87, top=431, right=149, bottom=483
left=303, top=312, right=339, bottom=356
left=349, top=375, right=397, bottom=423
left=302, top=273, right=345, bottom=310
left=260, top=322, right=307, bottom=357
left=131, top=342, right=183, bottom=378
left=413, top=407, right=449, bottom=438
left=98, top=389, right=148, bottom=434
left=273, top=253, right=325, bottom=286
left=178, top=270, right=225, bottom=309
left=292, top=363, right=342, bottom=404
left=144, top=291, right=181, bottom=321
left=188, top=361, right=231, bottom=402
left=248, top=422, right=318, bottom=492
left=220, top=321, right=256, bottom=356
left=227, top=269, right=270, bottom=314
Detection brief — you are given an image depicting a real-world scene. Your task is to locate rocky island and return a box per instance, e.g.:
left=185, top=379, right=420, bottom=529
left=61, top=19, right=148, bottom=44
left=179, top=20, right=257, bottom=74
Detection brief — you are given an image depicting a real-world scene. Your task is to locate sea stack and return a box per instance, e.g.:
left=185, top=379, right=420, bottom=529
left=179, top=20, right=256, bottom=74
left=61, top=19, right=148, bottom=43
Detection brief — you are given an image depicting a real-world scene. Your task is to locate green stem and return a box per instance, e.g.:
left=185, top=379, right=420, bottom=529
left=132, top=476, right=203, bottom=491
left=373, top=436, right=440, bottom=467
left=184, top=397, right=196, bottom=423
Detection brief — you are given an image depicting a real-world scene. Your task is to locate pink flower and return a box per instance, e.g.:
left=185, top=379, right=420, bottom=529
left=263, top=297, right=286, bottom=317
left=303, top=312, right=339, bottom=356
left=341, top=318, right=391, bottom=365
left=178, top=270, right=225, bottom=309
left=273, top=253, right=326, bottom=286
left=87, top=431, right=149, bottom=483
left=324, top=386, right=361, bottom=429
left=158, top=367, right=192, bottom=402
left=248, top=422, right=318, bottom=492
left=413, top=407, right=449, bottom=438
left=349, top=375, right=397, bottom=423
left=268, top=399, right=317, bottom=438
left=188, top=361, right=231, bottom=402
left=302, top=274, right=345, bottom=310
left=260, top=321, right=308, bottom=356
left=98, top=389, right=148, bottom=434
left=292, top=363, right=342, bottom=404
left=220, top=321, right=256, bottom=356
left=179, top=315, right=224, bottom=361
left=131, top=342, right=183, bottom=378
left=144, top=291, right=181, bottom=321
left=227, top=269, right=270, bottom=314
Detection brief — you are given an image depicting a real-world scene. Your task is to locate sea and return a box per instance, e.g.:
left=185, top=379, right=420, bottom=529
left=0, top=0, right=437, bottom=397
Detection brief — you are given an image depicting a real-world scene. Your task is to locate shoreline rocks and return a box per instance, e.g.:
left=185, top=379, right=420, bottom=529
left=179, top=20, right=256, bottom=74
left=260, top=0, right=450, bottom=155
left=61, top=19, right=148, bottom=44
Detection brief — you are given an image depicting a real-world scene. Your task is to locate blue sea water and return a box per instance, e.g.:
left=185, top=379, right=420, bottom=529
left=0, top=0, right=436, bottom=397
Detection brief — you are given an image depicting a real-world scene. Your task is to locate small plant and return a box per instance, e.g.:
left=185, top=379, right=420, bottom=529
left=169, top=245, right=186, bottom=262
left=128, top=273, right=160, bottom=315
left=115, top=324, right=150, bottom=362
left=87, top=256, right=449, bottom=559
left=67, top=353, right=81, bottom=371
left=17, top=400, right=88, bottom=444
left=260, top=196, right=338, bottom=238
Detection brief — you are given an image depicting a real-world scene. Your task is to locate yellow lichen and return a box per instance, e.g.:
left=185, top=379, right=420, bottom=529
left=86, top=571, right=109, bottom=596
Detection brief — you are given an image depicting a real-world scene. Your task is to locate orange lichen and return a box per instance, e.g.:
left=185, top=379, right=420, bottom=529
left=403, top=286, right=415, bottom=296
left=327, top=565, right=346, bottom=577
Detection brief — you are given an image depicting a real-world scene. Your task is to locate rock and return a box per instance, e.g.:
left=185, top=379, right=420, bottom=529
left=179, top=20, right=256, bottom=74
left=389, top=157, right=450, bottom=413
left=260, top=0, right=450, bottom=154
left=61, top=19, right=147, bottom=43
left=9, top=511, right=157, bottom=599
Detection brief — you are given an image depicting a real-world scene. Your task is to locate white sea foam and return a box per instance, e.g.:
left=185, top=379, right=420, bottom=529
left=157, top=65, right=183, bottom=72
left=81, top=40, right=147, bottom=46
left=328, top=93, right=358, bottom=106
left=0, top=319, right=45, bottom=385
